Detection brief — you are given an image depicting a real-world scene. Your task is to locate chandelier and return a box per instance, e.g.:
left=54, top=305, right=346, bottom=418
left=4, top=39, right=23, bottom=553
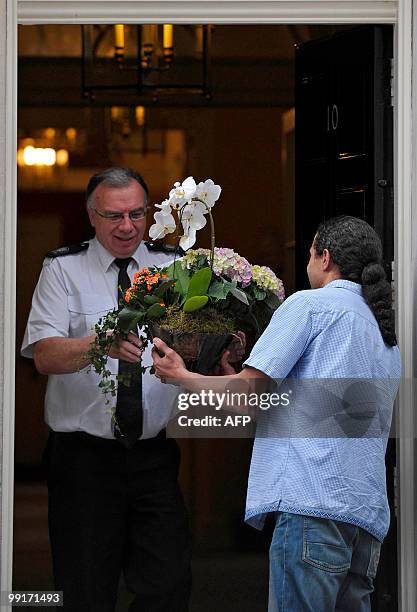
left=81, top=24, right=213, bottom=102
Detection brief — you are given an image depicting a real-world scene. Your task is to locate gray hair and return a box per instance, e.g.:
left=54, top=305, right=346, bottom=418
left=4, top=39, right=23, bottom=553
left=86, top=167, right=149, bottom=209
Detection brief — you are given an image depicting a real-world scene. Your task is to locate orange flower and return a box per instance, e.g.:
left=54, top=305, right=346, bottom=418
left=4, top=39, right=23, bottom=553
left=130, top=267, right=167, bottom=294
left=124, top=288, right=132, bottom=303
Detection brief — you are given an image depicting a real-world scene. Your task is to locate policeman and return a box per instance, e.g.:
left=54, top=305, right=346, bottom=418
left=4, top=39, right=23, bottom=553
left=21, top=167, right=191, bottom=612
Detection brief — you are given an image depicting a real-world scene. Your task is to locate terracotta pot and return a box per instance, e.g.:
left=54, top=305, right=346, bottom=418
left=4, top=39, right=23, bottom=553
left=149, top=322, right=234, bottom=375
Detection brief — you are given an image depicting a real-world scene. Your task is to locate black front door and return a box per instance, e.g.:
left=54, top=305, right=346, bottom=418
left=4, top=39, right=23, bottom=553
left=295, top=25, right=396, bottom=611
left=295, top=25, right=393, bottom=284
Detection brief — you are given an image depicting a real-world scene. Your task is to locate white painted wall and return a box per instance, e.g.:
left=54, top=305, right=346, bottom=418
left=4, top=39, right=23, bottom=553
left=0, top=0, right=16, bottom=594
left=0, top=0, right=5, bottom=579
left=395, top=0, right=416, bottom=608
left=17, top=1, right=397, bottom=23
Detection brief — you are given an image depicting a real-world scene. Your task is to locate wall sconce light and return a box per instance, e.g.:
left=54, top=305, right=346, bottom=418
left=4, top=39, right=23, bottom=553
left=16, top=126, right=77, bottom=169
left=135, top=106, right=146, bottom=127
left=82, top=24, right=213, bottom=102
left=55, top=149, right=69, bottom=166
left=17, top=145, right=69, bottom=167
left=65, top=127, right=78, bottom=145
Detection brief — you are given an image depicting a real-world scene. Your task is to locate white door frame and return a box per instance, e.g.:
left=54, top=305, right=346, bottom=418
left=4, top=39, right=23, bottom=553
left=2, top=1, right=415, bottom=610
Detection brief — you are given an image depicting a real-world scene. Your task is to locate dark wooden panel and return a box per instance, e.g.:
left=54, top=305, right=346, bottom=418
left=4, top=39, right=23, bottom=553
left=295, top=25, right=396, bottom=611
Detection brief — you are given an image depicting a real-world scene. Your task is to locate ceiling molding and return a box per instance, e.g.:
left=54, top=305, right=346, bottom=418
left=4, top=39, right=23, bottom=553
left=18, top=1, right=397, bottom=25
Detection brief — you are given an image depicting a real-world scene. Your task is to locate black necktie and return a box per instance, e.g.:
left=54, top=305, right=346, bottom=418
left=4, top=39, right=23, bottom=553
left=113, top=258, right=143, bottom=448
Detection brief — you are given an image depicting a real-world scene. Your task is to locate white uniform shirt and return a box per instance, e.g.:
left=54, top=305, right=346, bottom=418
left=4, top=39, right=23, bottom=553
left=21, top=237, right=179, bottom=439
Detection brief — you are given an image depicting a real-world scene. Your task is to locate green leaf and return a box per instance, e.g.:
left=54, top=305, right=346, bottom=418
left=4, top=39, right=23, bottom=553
left=229, top=285, right=249, bottom=305
left=167, top=260, right=190, bottom=297
left=252, top=287, right=266, bottom=301
left=127, top=288, right=146, bottom=307
left=183, top=295, right=209, bottom=313
left=264, top=291, right=282, bottom=310
left=143, top=294, right=160, bottom=305
left=118, top=307, right=145, bottom=333
left=164, top=262, right=175, bottom=277
left=146, top=303, right=166, bottom=319
left=154, top=279, right=176, bottom=297
left=208, top=280, right=231, bottom=300
left=186, top=267, right=212, bottom=300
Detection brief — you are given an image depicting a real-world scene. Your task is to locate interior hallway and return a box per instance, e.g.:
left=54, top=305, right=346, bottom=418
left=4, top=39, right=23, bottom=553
left=13, top=480, right=269, bottom=611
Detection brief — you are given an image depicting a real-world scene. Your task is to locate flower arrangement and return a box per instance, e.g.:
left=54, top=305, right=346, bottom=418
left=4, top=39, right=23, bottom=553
left=148, top=176, right=221, bottom=251
left=87, top=177, right=285, bottom=394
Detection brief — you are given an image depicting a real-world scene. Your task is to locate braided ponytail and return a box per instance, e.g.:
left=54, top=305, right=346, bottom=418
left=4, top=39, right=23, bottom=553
left=361, top=262, right=396, bottom=346
left=315, top=216, right=397, bottom=346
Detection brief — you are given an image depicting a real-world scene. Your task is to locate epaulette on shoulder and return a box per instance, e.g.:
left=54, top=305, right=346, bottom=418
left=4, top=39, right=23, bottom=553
left=46, top=242, right=89, bottom=259
left=145, top=241, right=185, bottom=256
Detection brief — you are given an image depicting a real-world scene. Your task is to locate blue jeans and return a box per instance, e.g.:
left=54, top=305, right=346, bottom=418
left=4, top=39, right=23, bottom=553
left=268, top=512, right=381, bottom=612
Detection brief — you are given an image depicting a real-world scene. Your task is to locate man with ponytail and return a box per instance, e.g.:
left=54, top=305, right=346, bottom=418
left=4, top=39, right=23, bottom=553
left=152, top=215, right=401, bottom=612
left=312, top=216, right=397, bottom=347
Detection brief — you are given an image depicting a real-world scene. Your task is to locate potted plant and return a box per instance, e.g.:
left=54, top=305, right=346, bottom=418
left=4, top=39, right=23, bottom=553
left=87, top=177, right=285, bottom=397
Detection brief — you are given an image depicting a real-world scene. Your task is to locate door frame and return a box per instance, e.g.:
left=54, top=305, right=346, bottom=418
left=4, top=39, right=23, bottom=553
left=2, top=2, right=415, bottom=610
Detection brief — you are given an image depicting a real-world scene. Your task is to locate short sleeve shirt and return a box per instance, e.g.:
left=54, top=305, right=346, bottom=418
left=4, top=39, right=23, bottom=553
left=243, top=280, right=401, bottom=541
left=21, top=237, right=179, bottom=439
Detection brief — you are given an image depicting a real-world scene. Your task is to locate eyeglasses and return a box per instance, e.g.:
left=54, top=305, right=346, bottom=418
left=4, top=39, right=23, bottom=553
left=92, top=207, right=147, bottom=223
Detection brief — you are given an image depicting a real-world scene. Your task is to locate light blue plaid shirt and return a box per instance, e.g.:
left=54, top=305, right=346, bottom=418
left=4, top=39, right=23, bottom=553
left=243, top=279, right=401, bottom=541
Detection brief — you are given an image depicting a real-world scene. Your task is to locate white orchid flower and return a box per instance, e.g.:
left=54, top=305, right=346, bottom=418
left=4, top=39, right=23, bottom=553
left=181, top=203, right=207, bottom=233
left=194, top=179, right=222, bottom=213
left=151, top=176, right=221, bottom=249
left=148, top=210, right=176, bottom=240
left=179, top=228, right=197, bottom=251
left=168, top=176, right=197, bottom=209
left=154, top=199, right=173, bottom=216
left=179, top=203, right=207, bottom=250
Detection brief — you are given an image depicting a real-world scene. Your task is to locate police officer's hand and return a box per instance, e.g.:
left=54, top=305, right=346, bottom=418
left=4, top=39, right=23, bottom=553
left=108, top=332, right=144, bottom=363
